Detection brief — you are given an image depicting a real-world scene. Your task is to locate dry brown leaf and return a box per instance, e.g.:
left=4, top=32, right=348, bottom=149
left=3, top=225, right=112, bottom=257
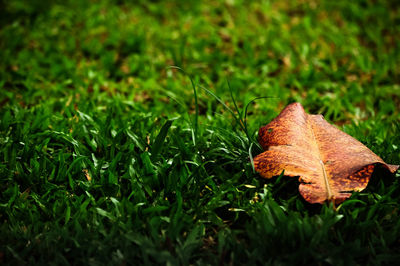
left=83, top=169, right=92, bottom=181
left=254, top=103, right=399, bottom=204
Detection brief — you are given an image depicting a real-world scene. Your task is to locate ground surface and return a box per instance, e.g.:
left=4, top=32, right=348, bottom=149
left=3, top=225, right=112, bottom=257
left=1, top=0, right=400, bottom=265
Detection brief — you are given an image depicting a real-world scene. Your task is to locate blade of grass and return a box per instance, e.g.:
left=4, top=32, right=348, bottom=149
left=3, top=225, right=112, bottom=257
left=151, top=119, right=174, bottom=160
left=167, top=66, right=199, bottom=145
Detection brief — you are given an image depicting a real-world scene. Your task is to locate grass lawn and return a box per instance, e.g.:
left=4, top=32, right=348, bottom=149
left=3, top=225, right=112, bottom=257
left=1, top=0, right=400, bottom=264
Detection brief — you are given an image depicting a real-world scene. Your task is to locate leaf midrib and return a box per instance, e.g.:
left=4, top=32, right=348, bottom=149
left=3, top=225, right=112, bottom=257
left=309, top=116, right=333, bottom=200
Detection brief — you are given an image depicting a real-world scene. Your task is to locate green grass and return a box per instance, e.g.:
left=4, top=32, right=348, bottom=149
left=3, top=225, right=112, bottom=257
left=1, top=0, right=400, bottom=265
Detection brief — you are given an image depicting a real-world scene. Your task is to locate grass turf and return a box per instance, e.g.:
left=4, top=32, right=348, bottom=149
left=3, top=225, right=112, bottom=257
left=1, top=0, right=400, bottom=265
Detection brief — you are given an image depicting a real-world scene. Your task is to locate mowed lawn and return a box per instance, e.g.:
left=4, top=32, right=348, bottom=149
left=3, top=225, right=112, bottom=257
left=1, top=0, right=400, bottom=264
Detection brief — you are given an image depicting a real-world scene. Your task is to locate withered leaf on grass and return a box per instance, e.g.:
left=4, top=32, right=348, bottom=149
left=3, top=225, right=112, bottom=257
left=254, top=103, right=399, bottom=204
